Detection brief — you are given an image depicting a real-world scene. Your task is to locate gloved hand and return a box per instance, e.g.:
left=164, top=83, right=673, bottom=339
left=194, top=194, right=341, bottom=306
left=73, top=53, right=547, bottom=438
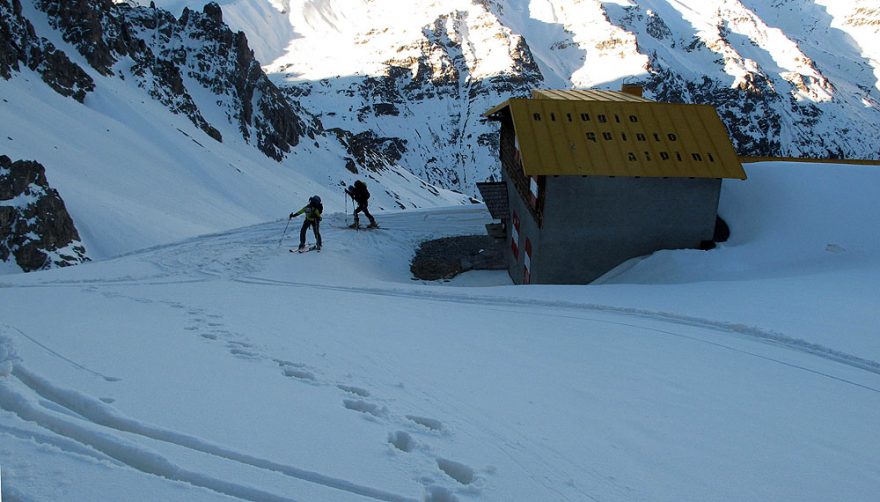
left=289, top=213, right=295, bottom=219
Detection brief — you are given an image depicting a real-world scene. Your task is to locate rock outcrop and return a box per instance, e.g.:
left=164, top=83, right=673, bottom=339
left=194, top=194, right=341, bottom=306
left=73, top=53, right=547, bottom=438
left=0, top=155, right=88, bottom=272
left=410, top=235, right=506, bottom=281
left=26, top=0, right=309, bottom=160
left=0, top=0, right=95, bottom=102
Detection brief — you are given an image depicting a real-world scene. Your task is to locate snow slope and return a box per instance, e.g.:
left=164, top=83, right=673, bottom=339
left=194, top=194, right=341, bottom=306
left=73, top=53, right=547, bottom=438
left=1, top=161, right=878, bottom=501
left=0, top=61, right=468, bottom=262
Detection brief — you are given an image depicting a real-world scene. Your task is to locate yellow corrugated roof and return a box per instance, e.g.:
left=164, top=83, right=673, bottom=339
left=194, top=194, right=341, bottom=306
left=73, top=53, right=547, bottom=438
left=487, top=97, right=746, bottom=179
left=482, top=89, right=650, bottom=117
left=531, top=89, right=651, bottom=102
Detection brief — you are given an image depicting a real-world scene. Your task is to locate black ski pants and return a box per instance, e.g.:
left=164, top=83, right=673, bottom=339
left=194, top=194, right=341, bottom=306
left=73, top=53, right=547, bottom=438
left=354, top=203, right=375, bottom=224
left=300, top=219, right=321, bottom=248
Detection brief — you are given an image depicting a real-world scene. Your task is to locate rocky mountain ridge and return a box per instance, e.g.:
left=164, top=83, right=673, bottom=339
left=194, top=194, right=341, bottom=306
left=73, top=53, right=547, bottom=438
left=32, top=0, right=309, bottom=160
left=0, top=0, right=95, bottom=102
left=223, top=0, right=880, bottom=193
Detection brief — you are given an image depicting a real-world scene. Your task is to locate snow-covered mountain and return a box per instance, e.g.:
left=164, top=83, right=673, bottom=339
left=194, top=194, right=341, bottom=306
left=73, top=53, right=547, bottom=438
left=0, top=0, right=471, bottom=271
left=168, top=0, right=880, bottom=194
left=2, top=2, right=880, bottom=498
left=3, top=0, right=880, bottom=272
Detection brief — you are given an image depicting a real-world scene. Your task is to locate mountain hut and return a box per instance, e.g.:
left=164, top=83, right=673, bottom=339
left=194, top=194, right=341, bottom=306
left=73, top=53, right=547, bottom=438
left=479, top=86, right=747, bottom=284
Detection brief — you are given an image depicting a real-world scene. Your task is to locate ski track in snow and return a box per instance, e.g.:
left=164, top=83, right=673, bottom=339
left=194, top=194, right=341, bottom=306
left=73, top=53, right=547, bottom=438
left=233, top=275, right=880, bottom=386
left=0, top=324, right=121, bottom=382
left=7, top=215, right=878, bottom=385
left=1, top=276, right=466, bottom=499
left=1, top=304, right=485, bottom=498
left=89, top=287, right=482, bottom=499
left=3, top=210, right=879, bottom=501
left=0, top=362, right=420, bottom=502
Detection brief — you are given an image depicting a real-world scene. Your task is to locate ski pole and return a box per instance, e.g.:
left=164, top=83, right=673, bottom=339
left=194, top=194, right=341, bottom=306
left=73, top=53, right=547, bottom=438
left=344, top=189, right=349, bottom=226
left=278, top=218, right=291, bottom=247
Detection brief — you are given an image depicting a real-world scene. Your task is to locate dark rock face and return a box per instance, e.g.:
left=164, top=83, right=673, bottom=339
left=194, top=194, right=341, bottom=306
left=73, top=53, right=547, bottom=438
left=26, top=0, right=307, bottom=160
left=329, top=128, right=407, bottom=173
left=410, top=235, right=506, bottom=281
left=36, top=0, right=123, bottom=76
left=0, top=155, right=88, bottom=272
left=607, top=3, right=879, bottom=159
left=0, top=0, right=95, bottom=102
left=644, top=65, right=784, bottom=156
left=173, top=4, right=305, bottom=159
left=296, top=8, right=543, bottom=189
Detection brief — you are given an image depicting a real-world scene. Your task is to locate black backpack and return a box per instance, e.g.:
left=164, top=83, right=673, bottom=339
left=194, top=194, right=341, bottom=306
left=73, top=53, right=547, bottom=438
left=350, top=181, right=369, bottom=202
left=309, top=195, right=323, bottom=214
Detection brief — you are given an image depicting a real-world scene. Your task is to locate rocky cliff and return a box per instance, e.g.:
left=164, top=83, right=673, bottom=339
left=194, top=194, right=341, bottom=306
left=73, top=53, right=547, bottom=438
left=0, top=0, right=94, bottom=102
left=0, top=155, right=88, bottom=272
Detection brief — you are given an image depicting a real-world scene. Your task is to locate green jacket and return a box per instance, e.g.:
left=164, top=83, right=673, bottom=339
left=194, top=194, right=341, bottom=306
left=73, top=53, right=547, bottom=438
left=292, top=205, right=322, bottom=222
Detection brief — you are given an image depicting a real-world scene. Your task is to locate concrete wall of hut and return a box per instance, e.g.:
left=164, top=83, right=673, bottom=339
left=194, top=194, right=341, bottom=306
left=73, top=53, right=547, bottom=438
left=503, top=172, right=542, bottom=285
left=529, top=176, right=722, bottom=284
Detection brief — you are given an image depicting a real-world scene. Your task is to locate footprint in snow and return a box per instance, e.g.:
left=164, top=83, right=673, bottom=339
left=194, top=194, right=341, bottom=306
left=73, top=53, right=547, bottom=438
left=277, top=361, right=317, bottom=382
left=282, top=367, right=316, bottom=381
left=424, top=486, right=459, bottom=502
left=337, top=384, right=370, bottom=397
left=229, top=348, right=260, bottom=359
left=343, top=399, right=387, bottom=418
left=437, top=458, right=478, bottom=486
left=406, top=415, right=444, bottom=432
left=388, top=431, right=415, bottom=452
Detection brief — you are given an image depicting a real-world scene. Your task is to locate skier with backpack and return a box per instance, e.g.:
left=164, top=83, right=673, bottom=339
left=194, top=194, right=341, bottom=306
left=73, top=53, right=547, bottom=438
left=289, top=195, right=323, bottom=252
left=345, top=180, right=378, bottom=229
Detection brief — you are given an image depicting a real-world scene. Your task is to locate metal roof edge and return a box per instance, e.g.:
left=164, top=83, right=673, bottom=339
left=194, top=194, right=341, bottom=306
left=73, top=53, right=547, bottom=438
left=483, top=101, right=509, bottom=118
left=739, top=156, right=880, bottom=166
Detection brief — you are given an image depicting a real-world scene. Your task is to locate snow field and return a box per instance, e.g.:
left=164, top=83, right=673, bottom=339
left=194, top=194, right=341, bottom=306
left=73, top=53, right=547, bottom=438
left=1, top=161, right=880, bottom=500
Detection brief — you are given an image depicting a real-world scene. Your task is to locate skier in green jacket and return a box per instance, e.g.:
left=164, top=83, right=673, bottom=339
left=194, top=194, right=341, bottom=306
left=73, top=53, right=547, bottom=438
left=289, top=195, right=322, bottom=251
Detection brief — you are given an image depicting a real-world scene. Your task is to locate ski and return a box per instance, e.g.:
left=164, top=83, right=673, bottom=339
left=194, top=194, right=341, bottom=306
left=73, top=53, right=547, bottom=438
left=336, top=225, right=384, bottom=231
left=291, top=244, right=319, bottom=253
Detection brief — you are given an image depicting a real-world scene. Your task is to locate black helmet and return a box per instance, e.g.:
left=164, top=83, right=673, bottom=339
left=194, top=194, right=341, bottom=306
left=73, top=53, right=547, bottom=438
left=309, top=195, right=321, bottom=205
left=354, top=180, right=365, bottom=188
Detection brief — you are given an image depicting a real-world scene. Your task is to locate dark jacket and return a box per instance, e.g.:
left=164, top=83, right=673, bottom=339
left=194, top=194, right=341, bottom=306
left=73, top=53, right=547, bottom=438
left=346, top=182, right=370, bottom=205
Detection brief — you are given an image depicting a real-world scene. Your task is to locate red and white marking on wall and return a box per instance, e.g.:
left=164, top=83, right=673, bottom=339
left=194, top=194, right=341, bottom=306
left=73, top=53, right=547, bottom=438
left=529, top=176, right=539, bottom=209
left=514, top=135, right=522, bottom=166
left=511, top=211, right=520, bottom=259
left=523, top=238, right=532, bottom=284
